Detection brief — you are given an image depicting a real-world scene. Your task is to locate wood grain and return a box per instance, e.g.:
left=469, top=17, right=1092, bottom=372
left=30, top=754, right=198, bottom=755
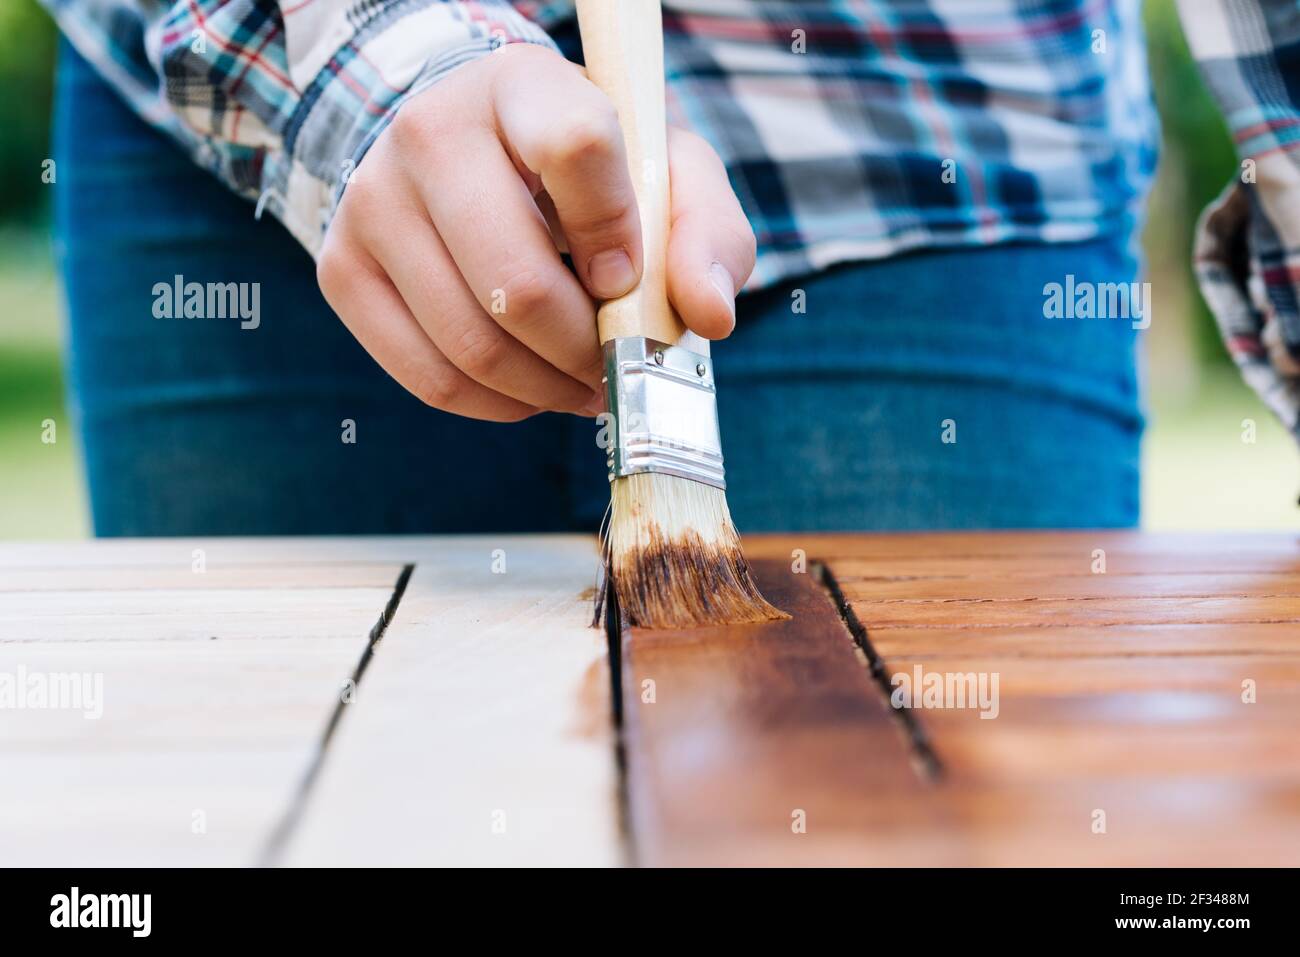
left=742, top=530, right=1300, bottom=561
left=0, top=545, right=399, bottom=866
left=0, top=536, right=623, bottom=867
left=0, top=562, right=406, bottom=592
left=842, top=572, right=1300, bottom=601
left=867, top=622, right=1300, bottom=658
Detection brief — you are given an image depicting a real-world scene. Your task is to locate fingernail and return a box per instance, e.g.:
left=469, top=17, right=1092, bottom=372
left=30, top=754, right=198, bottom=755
left=587, top=248, right=637, bottom=299
left=709, top=261, right=736, bottom=328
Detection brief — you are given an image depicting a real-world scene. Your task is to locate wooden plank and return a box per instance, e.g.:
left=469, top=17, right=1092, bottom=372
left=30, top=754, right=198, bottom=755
left=282, top=536, right=621, bottom=867
left=0, top=640, right=363, bottom=866
left=841, top=572, right=1300, bottom=601
left=0, top=752, right=326, bottom=867
left=831, top=552, right=1300, bottom=578
left=0, top=588, right=393, bottom=642
left=913, top=690, right=1300, bottom=734
left=850, top=595, right=1300, bottom=628
left=933, top=723, right=1300, bottom=782
left=743, top=530, right=1300, bottom=562
left=0, top=536, right=422, bottom=569
left=879, top=654, right=1300, bottom=697
left=0, top=639, right=360, bottom=749
left=619, top=560, right=951, bottom=867
left=895, top=686, right=1300, bottom=784
left=0, top=562, right=406, bottom=592
left=0, top=552, right=401, bottom=866
left=868, top=622, right=1300, bottom=658
left=793, top=532, right=1300, bottom=866
left=946, top=780, right=1300, bottom=866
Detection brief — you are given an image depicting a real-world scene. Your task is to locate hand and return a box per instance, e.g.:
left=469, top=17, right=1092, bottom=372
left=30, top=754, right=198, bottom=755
left=316, top=43, right=756, bottom=421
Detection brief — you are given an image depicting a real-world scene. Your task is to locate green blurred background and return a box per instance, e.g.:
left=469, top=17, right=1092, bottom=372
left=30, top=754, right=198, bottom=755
left=1, top=0, right=1296, bottom=538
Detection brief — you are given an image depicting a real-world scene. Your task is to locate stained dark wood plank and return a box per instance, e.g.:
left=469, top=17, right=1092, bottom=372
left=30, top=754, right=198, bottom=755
left=794, top=530, right=1300, bottom=866
left=831, top=552, right=1300, bottom=578
left=742, top=530, right=1300, bottom=562
left=842, top=572, right=1300, bottom=601
left=868, top=622, right=1300, bottom=658
left=880, top=654, right=1300, bottom=696
left=620, top=560, right=951, bottom=866
left=943, top=780, right=1300, bottom=866
left=850, top=595, right=1300, bottom=628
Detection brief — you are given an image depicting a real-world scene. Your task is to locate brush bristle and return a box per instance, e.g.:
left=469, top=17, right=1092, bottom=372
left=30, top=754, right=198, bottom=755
left=603, top=472, right=789, bottom=629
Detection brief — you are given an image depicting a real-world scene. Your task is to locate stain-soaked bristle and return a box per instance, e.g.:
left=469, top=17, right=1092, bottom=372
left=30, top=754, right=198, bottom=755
left=603, top=472, right=789, bottom=629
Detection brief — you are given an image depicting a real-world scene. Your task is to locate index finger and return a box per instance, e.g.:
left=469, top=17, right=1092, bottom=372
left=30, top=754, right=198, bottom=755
left=492, top=54, right=644, bottom=301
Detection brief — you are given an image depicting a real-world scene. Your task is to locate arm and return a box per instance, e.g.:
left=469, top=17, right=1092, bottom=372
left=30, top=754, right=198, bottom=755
left=41, top=0, right=756, bottom=420
left=1176, top=0, right=1300, bottom=437
left=40, top=0, right=557, bottom=255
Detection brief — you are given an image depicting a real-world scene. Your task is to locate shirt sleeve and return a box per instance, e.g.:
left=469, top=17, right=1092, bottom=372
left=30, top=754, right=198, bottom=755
left=1176, top=0, right=1300, bottom=441
left=39, top=0, right=559, bottom=256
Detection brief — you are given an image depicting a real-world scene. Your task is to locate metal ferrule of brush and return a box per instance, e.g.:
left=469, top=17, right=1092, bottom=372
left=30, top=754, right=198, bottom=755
left=602, top=336, right=726, bottom=490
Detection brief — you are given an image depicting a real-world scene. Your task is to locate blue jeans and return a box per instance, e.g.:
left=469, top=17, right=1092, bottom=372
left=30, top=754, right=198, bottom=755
left=53, top=40, right=1143, bottom=536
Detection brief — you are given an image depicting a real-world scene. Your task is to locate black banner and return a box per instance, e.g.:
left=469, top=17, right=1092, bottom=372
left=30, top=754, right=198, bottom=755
left=0, top=867, right=1281, bottom=943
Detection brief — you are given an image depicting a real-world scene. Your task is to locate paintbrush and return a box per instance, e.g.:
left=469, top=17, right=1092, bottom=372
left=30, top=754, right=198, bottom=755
left=577, top=0, right=787, bottom=629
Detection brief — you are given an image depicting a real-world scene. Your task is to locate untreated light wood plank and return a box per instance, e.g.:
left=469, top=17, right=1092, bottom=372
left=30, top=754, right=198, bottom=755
left=0, top=537, right=421, bottom=568
left=282, top=536, right=621, bottom=867
left=0, top=545, right=404, bottom=866
left=0, top=588, right=394, bottom=642
left=620, top=560, right=950, bottom=866
left=0, top=562, right=406, bottom=592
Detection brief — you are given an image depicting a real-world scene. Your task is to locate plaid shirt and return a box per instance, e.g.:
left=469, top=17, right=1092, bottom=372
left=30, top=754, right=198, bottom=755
left=1180, top=0, right=1300, bottom=443
left=35, top=1, right=1300, bottom=443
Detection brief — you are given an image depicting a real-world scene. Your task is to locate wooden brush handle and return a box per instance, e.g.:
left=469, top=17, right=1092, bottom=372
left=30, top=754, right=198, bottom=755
left=576, top=0, right=684, bottom=346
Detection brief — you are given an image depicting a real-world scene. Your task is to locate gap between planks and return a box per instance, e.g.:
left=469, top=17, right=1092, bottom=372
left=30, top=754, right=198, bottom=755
left=815, top=562, right=943, bottom=781
left=258, top=564, right=414, bottom=866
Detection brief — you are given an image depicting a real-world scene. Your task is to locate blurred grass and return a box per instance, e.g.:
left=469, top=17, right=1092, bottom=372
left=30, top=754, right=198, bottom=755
left=0, top=0, right=1296, bottom=537
left=1144, top=372, right=1300, bottom=530
left=0, top=230, right=88, bottom=538
left=0, top=0, right=56, bottom=225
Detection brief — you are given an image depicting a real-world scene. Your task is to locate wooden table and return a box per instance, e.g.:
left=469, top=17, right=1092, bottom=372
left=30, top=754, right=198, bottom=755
left=3, top=531, right=1298, bottom=866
